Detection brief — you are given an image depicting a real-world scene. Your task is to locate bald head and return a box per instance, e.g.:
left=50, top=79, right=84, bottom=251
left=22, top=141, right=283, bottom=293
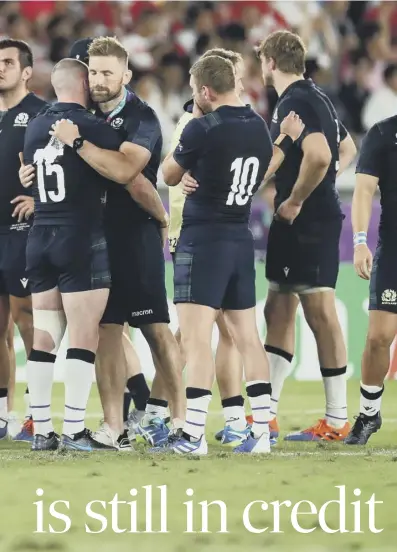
left=51, top=58, right=88, bottom=97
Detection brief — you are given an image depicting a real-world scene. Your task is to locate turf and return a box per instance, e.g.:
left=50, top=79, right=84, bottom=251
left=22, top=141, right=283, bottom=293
left=0, top=380, right=396, bottom=552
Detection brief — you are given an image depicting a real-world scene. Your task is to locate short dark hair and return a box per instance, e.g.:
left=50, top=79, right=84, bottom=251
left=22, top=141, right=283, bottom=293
left=190, top=55, right=235, bottom=94
left=257, top=30, right=306, bottom=76
left=0, top=38, right=33, bottom=69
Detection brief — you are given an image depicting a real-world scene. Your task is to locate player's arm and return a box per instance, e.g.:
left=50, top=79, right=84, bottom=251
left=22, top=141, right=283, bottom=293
left=162, top=119, right=206, bottom=187
left=352, top=125, right=382, bottom=279
left=263, top=112, right=305, bottom=183
left=289, top=134, right=331, bottom=205
left=337, top=130, right=357, bottom=177
left=125, top=173, right=169, bottom=227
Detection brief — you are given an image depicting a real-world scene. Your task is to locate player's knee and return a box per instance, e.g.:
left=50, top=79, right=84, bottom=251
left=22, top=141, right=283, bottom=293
left=366, top=329, right=394, bottom=351
left=14, top=312, right=33, bottom=340
left=264, top=299, right=293, bottom=331
left=142, top=323, right=174, bottom=352
left=33, top=309, right=66, bottom=354
left=304, top=306, right=339, bottom=336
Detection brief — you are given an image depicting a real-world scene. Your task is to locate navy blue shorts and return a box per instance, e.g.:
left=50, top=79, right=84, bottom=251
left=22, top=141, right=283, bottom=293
left=26, top=225, right=110, bottom=294
left=369, top=243, right=397, bottom=313
left=266, top=217, right=343, bottom=289
left=174, top=224, right=256, bottom=310
left=101, top=220, right=170, bottom=327
left=0, top=227, right=31, bottom=298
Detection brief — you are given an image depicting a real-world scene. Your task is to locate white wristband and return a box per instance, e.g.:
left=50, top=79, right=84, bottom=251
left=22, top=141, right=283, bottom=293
left=353, top=231, right=367, bottom=247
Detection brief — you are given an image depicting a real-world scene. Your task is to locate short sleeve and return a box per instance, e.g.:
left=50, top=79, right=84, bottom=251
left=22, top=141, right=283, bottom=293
left=356, top=124, right=384, bottom=178
left=280, top=97, right=323, bottom=148
left=124, top=107, right=161, bottom=154
left=173, top=119, right=206, bottom=171
left=339, top=120, right=348, bottom=141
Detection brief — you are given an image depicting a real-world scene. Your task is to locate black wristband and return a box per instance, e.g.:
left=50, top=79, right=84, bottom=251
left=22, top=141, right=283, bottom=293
left=275, top=135, right=293, bottom=156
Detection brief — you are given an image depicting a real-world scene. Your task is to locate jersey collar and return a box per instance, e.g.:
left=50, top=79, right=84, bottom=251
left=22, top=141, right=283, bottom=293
left=278, top=78, right=312, bottom=102
left=50, top=102, right=86, bottom=111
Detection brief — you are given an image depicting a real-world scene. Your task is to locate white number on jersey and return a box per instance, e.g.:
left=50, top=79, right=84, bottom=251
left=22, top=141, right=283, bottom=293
left=33, top=137, right=66, bottom=203
left=226, top=157, right=260, bottom=206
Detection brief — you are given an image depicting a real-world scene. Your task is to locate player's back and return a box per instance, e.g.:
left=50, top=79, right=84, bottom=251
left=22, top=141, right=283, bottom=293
left=271, top=79, right=342, bottom=220
left=181, top=105, right=272, bottom=228
left=23, top=103, right=123, bottom=229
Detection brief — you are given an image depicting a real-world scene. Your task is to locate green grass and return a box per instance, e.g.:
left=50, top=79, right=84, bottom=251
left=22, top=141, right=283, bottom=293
left=0, top=381, right=396, bottom=552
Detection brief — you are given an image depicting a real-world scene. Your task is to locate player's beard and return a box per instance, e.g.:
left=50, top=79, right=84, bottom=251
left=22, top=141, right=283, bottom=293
left=90, top=83, right=124, bottom=105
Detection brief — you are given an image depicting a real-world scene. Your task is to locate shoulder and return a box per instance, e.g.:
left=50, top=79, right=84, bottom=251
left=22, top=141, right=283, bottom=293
left=25, top=94, right=49, bottom=116
left=124, top=94, right=160, bottom=126
left=375, top=116, right=397, bottom=137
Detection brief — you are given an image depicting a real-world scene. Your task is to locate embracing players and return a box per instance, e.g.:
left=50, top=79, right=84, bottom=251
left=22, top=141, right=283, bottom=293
left=50, top=37, right=184, bottom=447
left=23, top=58, right=124, bottom=451
left=257, top=31, right=357, bottom=442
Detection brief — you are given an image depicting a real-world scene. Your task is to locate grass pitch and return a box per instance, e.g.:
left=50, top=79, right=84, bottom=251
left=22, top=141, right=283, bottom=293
left=0, top=380, right=396, bottom=552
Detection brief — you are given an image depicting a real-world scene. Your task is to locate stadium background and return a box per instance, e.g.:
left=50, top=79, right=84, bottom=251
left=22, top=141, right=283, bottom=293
left=2, top=0, right=396, bottom=380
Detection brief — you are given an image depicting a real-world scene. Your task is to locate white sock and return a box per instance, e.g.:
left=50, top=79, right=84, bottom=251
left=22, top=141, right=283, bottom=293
left=27, top=350, right=55, bottom=436
left=266, top=347, right=293, bottom=420
left=321, top=367, right=348, bottom=428
left=144, top=402, right=168, bottom=424
left=24, top=391, right=31, bottom=419
left=0, top=395, right=7, bottom=417
left=63, top=349, right=95, bottom=437
left=246, top=381, right=271, bottom=438
left=222, top=403, right=246, bottom=431
left=360, top=382, right=383, bottom=416
left=183, top=391, right=212, bottom=441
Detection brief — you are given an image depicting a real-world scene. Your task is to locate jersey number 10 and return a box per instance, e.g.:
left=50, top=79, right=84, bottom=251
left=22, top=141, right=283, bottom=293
left=226, top=157, right=260, bottom=206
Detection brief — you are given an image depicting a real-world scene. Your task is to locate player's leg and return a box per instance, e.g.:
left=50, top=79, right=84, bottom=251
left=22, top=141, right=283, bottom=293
left=214, top=311, right=248, bottom=444
left=0, top=293, right=11, bottom=439
left=128, top=221, right=184, bottom=442
left=292, top=289, right=349, bottom=438
left=6, top=315, right=15, bottom=412
left=264, top=218, right=301, bottom=439
left=221, top=237, right=271, bottom=454
left=95, top=323, right=125, bottom=446
left=264, top=288, right=299, bottom=438
left=346, top=247, right=396, bottom=444
left=9, top=294, right=34, bottom=439
left=61, top=287, right=110, bottom=450
left=122, top=325, right=150, bottom=431
left=345, top=311, right=395, bottom=445
left=140, top=322, right=185, bottom=426
left=27, top=287, right=66, bottom=451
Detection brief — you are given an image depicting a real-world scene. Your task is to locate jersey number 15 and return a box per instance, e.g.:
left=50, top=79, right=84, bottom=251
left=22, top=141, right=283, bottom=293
left=226, top=157, right=260, bottom=206
left=34, top=151, right=66, bottom=203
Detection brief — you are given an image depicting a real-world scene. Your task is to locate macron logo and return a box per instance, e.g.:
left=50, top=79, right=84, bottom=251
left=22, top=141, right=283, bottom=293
left=131, top=309, right=153, bottom=317
left=283, top=267, right=290, bottom=277
left=20, top=278, right=29, bottom=289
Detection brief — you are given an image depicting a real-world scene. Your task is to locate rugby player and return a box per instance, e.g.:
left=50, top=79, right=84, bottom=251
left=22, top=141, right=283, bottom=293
left=51, top=37, right=184, bottom=447
left=136, top=48, right=249, bottom=448
left=23, top=58, right=124, bottom=451
left=257, top=31, right=357, bottom=442
left=345, top=117, right=395, bottom=444
left=69, top=38, right=152, bottom=440
left=0, top=39, right=47, bottom=441
left=160, top=55, right=300, bottom=455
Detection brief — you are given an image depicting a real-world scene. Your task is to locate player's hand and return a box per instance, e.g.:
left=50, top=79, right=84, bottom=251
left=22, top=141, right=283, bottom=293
left=18, top=153, right=35, bottom=188
left=354, top=243, right=373, bottom=280
left=275, top=197, right=302, bottom=224
left=182, top=172, right=198, bottom=195
left=49, top=119, right=80, bottom=147
left=159, top=214, right=169, bottom=249
left=192, top=100, right=204, bottom=118
left=280, top=111, right=305, bottom=142
left=11, top=195, right=34, bottom=222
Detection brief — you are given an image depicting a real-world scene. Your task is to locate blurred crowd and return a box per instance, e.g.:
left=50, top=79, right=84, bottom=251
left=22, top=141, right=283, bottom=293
left=1, top=1, right=397, bottom=154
